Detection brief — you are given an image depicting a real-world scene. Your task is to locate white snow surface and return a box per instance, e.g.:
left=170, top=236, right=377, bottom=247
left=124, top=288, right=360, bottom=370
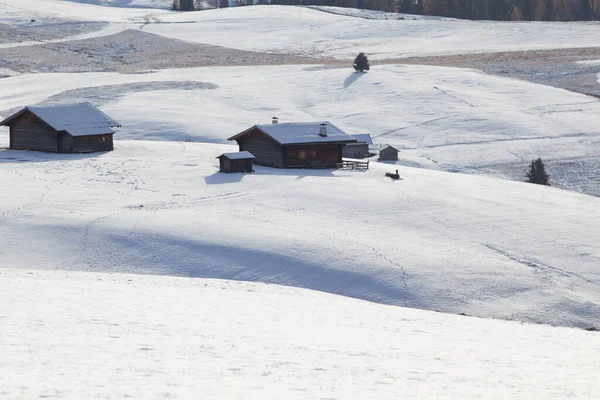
left=2, top=3, right=600, bottom=58
left=1, top=139, right=600, bottom=328
left=140, top=6, right=600, bottom=59
left=1, top=65, right=598, bottom=175
left=2, top=268, right=600, bottom=399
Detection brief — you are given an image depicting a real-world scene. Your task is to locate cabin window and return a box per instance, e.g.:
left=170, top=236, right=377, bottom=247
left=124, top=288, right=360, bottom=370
left=310, top=150, right=317, bottom=158
left=298, top=150, right=306, bottom=160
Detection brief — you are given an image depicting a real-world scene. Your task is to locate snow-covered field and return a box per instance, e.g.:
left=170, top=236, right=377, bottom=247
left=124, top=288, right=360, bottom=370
left=2, top=268, right=600, bottom=399
left=2, top=2, right=600, bottom=395
left=3, top=2, right=600, bottom=59
left=2, top=64, right=599, bottom=194
left=1, top=139, right=599, bottom=328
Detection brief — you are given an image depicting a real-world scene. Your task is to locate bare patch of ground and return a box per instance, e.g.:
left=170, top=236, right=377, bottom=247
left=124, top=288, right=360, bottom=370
left=383, top=47, right=600, bottom=97
left=0, top=29, right=330, bottom=73
left=0, top=21, right=108, bottom=44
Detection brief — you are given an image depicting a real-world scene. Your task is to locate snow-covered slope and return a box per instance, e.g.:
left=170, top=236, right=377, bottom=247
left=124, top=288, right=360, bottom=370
left=2, top=2, right=600, bottom=58
left=2, top=268, right=599, bottom=399
left=1, top=139, right=599, bottom=328
left=1, top=65, right=599, bottom=194
left=141, top=6, right=600, bottom=59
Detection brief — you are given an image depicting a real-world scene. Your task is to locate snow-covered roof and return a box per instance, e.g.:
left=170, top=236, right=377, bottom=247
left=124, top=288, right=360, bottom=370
left=381, top=144, right=400, bottom=151
left=229, top=122, right=357, bottom=145
left=348, top=134, right=373, bottom=145
left=0, top=103, right=120, bottom=137
left=218, top=151, right=255, bottom=160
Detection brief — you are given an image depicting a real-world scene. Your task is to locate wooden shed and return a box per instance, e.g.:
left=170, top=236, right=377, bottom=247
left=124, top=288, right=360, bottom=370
left=378, top=145, right=399, bottom=161
left=0, top=102, right=120, bottom=153
left=228, top=120, right=357, bottom=169
left=217, top=151, right=255, bottom=173
left=342, top=133, right=372, bottom=159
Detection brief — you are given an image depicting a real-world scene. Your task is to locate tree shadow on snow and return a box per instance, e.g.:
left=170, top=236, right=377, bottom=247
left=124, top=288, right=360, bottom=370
left=343, top=72, right=365, bottom=88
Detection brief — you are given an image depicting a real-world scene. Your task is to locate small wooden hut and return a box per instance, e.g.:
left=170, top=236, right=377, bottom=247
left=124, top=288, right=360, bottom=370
left=217, top=151, right=255, bottom=173
left=378, top=145, right=399, bottom=161
left=228, top=119, right=357, bottom=169
left=0, top=102, right=120, bottom=153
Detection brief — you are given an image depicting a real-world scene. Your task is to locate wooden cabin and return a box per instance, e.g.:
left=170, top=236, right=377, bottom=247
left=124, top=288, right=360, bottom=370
left=378, top=145, right=399, bottom=161
left=228, top=119, right=357, bottom=169
left=0, top=102, right=120, bottom=153
left=217, top=151, right=255, bottom=173
left=342, top=133, right=372, bottom=159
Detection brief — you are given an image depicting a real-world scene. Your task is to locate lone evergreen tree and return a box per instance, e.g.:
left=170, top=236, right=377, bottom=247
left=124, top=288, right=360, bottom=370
left=525, top=158, right=550, bottom=185
left=353, top=52, right=370, bottom=72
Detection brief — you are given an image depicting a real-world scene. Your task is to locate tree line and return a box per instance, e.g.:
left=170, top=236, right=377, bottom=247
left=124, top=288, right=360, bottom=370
left=186, top=0, right=600, bottom=21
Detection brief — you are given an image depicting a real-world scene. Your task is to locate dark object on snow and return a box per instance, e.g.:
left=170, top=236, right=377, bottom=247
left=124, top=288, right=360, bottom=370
left=386, top=170, right=400, bottom=180
left=0, top=102, right=120, bottom=153
left=353, top=53, right=370, bottom=73
left=378, top=145, right=399, bottom=161
left=217, top=151, right=255, bottom=173
left=228, top=119, right=357, bottom=169
left=525, top=157, right=550, bottom=186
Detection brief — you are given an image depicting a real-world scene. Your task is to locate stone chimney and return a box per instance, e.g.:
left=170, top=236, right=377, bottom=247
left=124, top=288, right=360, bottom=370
left=272, top=117, right=279, bottom=124
left=319, top=123, right=327, bottom=137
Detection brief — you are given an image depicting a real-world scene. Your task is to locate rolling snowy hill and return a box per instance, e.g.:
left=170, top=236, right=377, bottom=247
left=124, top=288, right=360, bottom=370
left=2, top=268, right=600, bottom=399
left=1, top=0, right=600, bottom=333
left=1, top=139, right=599, bottom=328
left=1, top=65, right=599, bottom=195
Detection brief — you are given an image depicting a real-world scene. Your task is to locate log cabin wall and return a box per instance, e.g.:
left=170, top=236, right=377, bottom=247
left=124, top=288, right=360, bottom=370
left=342, top=143, right=369, bottom=159
left=379, top=147, right=398, bottom=161
left=238, top=129, right=284, bottom=168
left=285, top=144, right=342, bottom=168
left=72, top=134, right=113, bottom=153
left=9, top=111, right=59, bottom=152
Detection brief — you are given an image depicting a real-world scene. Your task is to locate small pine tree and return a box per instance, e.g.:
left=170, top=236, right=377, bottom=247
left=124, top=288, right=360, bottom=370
left=525, top=158, right=550, bottom=186
left=353, top=52, right=370, bottom=73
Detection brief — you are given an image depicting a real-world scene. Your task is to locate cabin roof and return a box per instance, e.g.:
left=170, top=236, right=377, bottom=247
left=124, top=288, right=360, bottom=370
left=218, top=151, right=255, bottom=160
left=229, top=121, right=357, bottom=145
left=381, top=144, right=400, bottom=152
left=348, top=134, right=373, bottom=145
left=0, top=102, right=121, bottom=137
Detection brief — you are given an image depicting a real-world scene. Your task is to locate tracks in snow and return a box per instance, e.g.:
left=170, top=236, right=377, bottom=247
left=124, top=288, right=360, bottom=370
left=484, top=244, right=600, bottom=287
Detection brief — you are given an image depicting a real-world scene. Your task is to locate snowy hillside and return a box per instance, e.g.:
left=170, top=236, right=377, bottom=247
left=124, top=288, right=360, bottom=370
left=1, top=0, right=600, bottom=333
left=3, top=2, right=600, bottom=58
left=1, top=139, right=599, bottom=328
left=141, top=6, right=600, bottom=59
left=2, top=268, right=600, bottom=399
left=1, top=65, right=599, bottom=195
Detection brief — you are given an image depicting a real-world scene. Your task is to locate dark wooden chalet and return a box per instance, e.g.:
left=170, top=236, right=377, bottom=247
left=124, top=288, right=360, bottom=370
left=0, top=102, right=120, bottom=153
left=378, top=145, right=400, bottom=161
left=228, top=119, right=357, bottom=169
left=217, top=151, right=255, bottom=173
left=342, top=133, right=372, bottom=159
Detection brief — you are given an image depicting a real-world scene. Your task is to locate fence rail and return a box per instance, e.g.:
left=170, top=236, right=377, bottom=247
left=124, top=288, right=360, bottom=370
left=337, top=160, right=370, bottom=170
